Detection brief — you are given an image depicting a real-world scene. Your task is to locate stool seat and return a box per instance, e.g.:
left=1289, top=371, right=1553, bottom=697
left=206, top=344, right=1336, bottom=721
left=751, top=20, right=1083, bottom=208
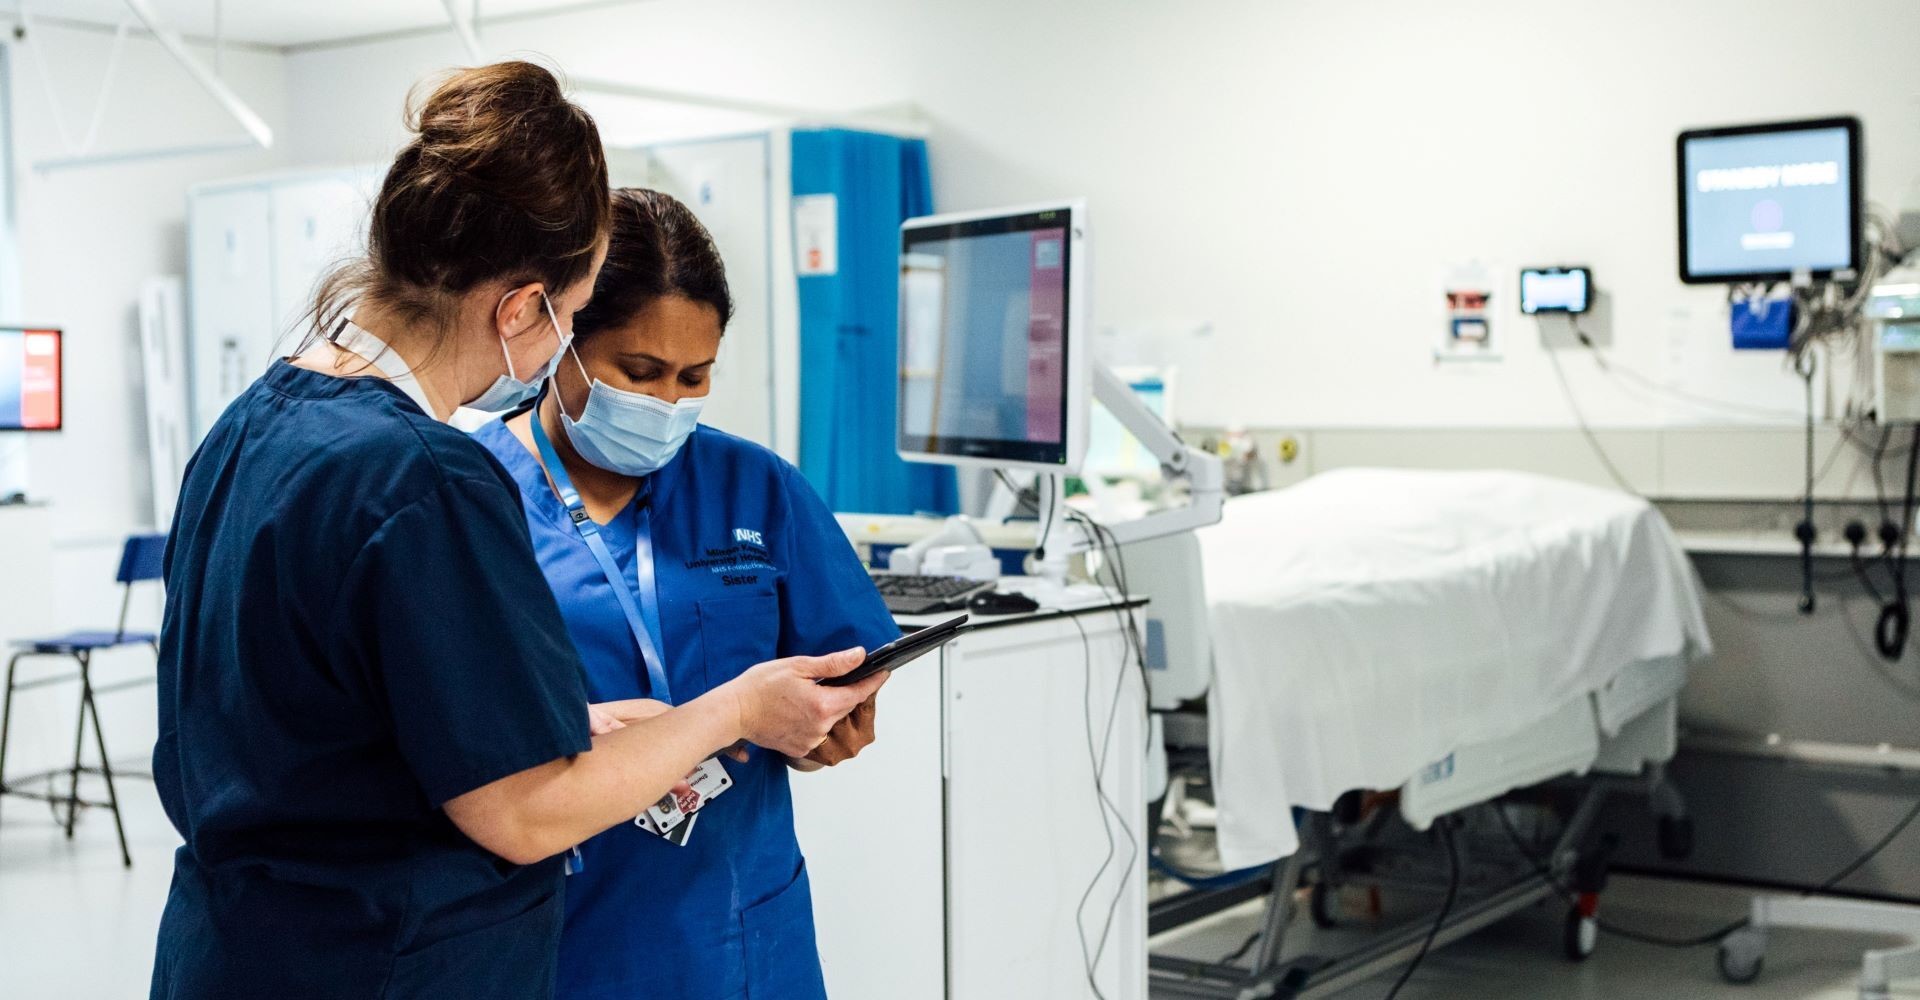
left=1, top=532, right=165, bottom=869
left=15, top=631, right=158, bottom=654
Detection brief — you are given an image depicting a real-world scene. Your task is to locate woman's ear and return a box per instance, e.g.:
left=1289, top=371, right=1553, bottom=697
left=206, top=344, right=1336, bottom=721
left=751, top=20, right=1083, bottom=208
left=495, top=282, right=550, bottom=341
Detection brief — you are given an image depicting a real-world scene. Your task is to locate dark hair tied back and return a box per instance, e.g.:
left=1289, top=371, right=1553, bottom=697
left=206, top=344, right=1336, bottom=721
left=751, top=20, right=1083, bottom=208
left=571, top=188, right=734, bottom=343
left=306, top=60, right=611, bottom=354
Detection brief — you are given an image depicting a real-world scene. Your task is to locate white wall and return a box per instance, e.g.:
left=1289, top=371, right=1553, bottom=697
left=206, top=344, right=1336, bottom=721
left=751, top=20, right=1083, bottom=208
left=9, top=23, right=290, bottom=534
left=279, top=0, right=1920, bottom=433
left=0, top=26, right=288, bottom=777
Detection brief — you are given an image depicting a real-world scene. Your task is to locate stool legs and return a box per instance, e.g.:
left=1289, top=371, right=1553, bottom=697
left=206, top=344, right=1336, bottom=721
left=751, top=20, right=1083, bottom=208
left=0, top=652, right=20, bottom=845
left=80, top=658, right=132, bottom=868
left=63, top=654, right=88, bottom=839
left=0, top=650, right=138, bottom=867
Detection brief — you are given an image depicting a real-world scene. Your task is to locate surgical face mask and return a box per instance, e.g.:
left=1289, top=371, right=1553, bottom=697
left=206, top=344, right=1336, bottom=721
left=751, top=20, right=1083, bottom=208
left=467, top=293, right=572, bottom=412
left=557, top=347, right=706, bottom=477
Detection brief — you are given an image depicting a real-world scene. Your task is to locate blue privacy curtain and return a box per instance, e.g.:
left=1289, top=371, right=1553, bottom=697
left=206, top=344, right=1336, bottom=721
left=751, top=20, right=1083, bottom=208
left=792, top=128, right=958, bottom=515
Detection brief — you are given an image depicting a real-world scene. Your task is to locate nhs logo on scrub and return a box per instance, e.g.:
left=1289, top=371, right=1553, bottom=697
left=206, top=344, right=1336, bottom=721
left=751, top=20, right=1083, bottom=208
left=733, top=528, right=764, bottom=546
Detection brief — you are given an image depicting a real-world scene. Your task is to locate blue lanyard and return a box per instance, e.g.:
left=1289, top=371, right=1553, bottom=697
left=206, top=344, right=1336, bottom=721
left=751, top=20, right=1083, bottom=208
left=530, top=414, right=671, bottom=705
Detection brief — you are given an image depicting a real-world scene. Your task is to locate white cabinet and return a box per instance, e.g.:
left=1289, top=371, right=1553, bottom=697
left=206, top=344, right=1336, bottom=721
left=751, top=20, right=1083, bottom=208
left=187, top=169, right=378, bottom=438
left=0, top=503, right=61, bottom=778
left=792, top=599, right=1148, bottom=1000
left=269, top=177, right=371, bottom=340
left=187, top=186, right=273, bottom=437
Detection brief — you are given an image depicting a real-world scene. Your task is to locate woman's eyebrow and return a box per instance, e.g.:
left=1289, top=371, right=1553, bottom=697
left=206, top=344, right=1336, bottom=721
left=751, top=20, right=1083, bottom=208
left=616, top=351, right=717, bottom=367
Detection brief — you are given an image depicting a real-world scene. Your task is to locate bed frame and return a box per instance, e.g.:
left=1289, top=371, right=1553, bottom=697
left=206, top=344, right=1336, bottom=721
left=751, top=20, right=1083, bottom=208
left=1148, top=674, right=1692, bottom=999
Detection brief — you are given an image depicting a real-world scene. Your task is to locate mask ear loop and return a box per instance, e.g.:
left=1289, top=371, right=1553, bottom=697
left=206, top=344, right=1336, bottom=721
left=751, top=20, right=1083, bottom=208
left=540, top=293, right=573, bottom=355
left=552, top=341, right=595, bottom=423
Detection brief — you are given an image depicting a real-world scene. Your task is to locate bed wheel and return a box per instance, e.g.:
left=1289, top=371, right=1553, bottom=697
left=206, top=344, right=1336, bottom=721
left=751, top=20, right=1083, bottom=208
left=1717, top=928, right=1766, bottom=984
left=1562, top=907, right=1598, bottom=962
left=1309, top=883, right=1339, bottom=929
left=1657, top=815, right=1695, bottom=860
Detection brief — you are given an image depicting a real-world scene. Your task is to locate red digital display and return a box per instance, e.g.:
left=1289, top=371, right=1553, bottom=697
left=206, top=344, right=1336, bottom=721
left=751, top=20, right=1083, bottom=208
left=5, top=328, right=61, bottom=431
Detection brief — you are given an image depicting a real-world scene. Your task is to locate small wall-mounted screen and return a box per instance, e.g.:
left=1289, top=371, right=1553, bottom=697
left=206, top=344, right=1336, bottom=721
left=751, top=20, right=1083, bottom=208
left=1519, top=268, right=1591, bottom=315
left=0, top=328, right=62, bottom=431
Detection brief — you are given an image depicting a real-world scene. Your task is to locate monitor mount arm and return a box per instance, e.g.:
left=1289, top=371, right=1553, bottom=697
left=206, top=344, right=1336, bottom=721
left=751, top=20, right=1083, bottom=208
left=1026, top=361, right=1225, bottom=582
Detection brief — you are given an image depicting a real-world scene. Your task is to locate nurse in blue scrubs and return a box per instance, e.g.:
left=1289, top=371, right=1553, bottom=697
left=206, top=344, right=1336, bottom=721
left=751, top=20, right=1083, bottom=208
left=473, top=188, right=898, bottom=1000
left=151, top=67, right=882, bottom=1000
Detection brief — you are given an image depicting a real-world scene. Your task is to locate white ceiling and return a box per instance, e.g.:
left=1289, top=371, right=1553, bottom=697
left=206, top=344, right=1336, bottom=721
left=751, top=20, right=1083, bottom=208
left=9, top=0, right=633, bottom=49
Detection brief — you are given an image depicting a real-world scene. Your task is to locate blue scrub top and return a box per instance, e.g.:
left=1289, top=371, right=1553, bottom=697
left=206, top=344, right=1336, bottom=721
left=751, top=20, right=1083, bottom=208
left=152, top=362, right=593, bottom=1000
left=473, top=418, right=899, bottom=1000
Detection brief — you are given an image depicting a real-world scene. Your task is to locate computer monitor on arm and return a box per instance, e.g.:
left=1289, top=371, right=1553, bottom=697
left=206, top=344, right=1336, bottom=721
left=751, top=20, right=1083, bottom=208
left=896, top=202, right=1222, bottom=583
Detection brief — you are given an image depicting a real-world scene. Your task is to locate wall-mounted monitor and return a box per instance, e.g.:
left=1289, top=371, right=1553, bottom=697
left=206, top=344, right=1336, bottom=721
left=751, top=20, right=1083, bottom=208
left=1677, top=116, right=1862, bottom=285
left=0, top=327, right=62, bottom=431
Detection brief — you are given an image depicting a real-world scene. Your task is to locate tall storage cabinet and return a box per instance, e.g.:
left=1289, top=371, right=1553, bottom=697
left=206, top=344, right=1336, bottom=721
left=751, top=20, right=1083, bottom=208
left=186, top=168, right=379, bottom=438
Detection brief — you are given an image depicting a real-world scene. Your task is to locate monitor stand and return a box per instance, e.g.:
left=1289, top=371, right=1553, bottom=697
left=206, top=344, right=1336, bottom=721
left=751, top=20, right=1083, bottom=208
left=1022, top=360, right=1226, bottom=590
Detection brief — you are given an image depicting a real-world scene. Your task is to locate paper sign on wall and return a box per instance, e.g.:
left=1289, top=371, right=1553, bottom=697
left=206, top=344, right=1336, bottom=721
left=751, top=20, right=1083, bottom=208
left=793, top=193, right=839, bottom=277
left=1436, top=260, right=1504, bottom=364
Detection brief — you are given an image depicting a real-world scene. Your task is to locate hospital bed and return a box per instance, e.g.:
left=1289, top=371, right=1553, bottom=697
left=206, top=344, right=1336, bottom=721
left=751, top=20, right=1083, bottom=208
left=1130, top=468, right=1712, bottom=998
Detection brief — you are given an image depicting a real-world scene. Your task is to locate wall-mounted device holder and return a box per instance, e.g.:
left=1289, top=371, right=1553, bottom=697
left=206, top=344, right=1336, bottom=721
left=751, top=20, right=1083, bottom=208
left=1519, top=266, right=1592, bottom=315
left=1730, top=292, right=1796, bottom=351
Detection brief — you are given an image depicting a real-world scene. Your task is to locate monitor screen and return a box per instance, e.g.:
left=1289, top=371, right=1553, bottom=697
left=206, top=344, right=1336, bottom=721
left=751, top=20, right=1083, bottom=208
left=1520, top=267, right=1591, bottom=314
left=899, top=207, right=1076, bottom=468
left=0, top=328, right=61, bottom=431
left=1678, top=117, right=1861, bottom=284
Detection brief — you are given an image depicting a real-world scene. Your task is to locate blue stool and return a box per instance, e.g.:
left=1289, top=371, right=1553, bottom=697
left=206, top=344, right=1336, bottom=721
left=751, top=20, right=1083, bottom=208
left=0, top=533, right=166, bottom=868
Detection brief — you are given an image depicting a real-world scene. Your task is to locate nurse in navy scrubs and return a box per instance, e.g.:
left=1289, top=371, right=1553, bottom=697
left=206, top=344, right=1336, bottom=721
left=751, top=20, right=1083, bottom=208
left=151, top=66, right=883, bottom=1000
left=472, top=188, right=898, bottom=1000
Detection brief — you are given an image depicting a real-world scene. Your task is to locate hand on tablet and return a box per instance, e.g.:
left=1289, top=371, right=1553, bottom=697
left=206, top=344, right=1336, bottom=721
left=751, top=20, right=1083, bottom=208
left=805, top=688, right=882, bottom=766
left=722, top=648, right=885, bottom=758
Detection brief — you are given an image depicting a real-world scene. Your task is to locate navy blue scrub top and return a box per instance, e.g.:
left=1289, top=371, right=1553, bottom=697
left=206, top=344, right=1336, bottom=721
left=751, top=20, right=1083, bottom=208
left=473, top=418, right=899, bottom=1000
left=151, top=361, right=593, bottom=1000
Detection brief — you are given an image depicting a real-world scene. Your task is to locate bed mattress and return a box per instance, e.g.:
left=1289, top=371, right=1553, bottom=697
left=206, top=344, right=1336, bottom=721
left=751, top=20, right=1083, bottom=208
left=1200, top=468, right=1711, bottom=868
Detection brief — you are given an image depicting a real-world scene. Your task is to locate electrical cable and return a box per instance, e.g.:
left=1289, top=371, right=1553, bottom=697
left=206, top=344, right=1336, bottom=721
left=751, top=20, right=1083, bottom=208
left=1493, top=796, right=1920, bottom=949
left=1546, top=343, right=1638, bottom=494
left=1851, top=546, right=1889, bottom=605
left=1797, top=355, right=1818, bottom=614
left=1874, top=430, right=1920, bottom=660
left=1034, top=474, right=1057, bottom=560
left=1492, top=806, right=1747, bottom=948
left=1567, top=319, right=1804, bottom=422
left=1068, top=609, right=1138, bottom=1000
left=1836, top=594, right=1920, bottom=702
left=1839, top=421, right=1898, bottom=529
left=1380, top=819, right=1460, bottom=1000
left=1064, top=508, right=1157, bottom=763
left=1219, top=928, right=1263, bottom=966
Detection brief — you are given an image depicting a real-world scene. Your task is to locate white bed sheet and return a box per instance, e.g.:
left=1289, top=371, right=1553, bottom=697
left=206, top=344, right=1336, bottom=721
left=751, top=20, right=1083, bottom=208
left=1201, top=469, right=1710, bottom=869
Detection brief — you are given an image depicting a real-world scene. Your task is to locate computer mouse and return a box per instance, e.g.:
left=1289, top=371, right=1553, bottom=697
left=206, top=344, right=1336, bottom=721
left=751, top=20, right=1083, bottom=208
left=969, top=590, right=1040, bottom=615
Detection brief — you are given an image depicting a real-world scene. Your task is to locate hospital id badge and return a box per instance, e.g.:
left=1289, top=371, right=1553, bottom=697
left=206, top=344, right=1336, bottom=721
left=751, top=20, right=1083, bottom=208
left=634, top=757, right=732, bottom=846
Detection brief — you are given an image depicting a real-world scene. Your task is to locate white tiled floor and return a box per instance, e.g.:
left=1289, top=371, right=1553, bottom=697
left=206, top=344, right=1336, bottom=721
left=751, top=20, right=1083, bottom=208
left=3, top=778, right=1918, bottom=999
left=0, top=768, right=177, bottom=998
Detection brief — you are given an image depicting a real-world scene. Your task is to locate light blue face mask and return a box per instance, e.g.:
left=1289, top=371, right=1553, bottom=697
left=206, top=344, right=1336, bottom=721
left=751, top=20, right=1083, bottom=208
left=557, top=346, right=706, bottom=477
left=467, top=293, right=572, bottom=412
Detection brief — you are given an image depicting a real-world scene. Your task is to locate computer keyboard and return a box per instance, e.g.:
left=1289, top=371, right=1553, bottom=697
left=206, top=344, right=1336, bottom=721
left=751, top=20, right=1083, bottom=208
left=869, top=572, right=995, bottom=615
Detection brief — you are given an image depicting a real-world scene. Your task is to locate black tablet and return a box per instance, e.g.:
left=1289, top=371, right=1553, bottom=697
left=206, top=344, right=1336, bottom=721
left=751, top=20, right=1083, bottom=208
left=817, top=614, right=970, bottom=687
